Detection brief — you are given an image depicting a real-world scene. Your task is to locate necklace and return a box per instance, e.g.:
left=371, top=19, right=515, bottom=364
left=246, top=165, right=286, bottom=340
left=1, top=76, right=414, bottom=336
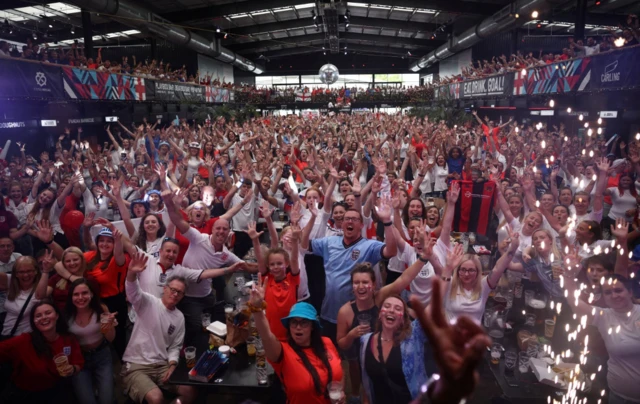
left=380, top=336, right=393, bottom=342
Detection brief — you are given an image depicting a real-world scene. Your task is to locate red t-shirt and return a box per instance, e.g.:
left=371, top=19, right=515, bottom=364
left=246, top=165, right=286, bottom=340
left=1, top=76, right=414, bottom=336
left=411, top=138, right=427, bottom=159
left=0, top=209, right=18, bottom=238
left=0, top=332, right=84, bottom=391
left=264, top=272, right=300, bottom=342
left=269, top=337, right=343, bottom=404
left=83, top=251, right=130, bottom=298
left=48, top=274, right=72, bottom=312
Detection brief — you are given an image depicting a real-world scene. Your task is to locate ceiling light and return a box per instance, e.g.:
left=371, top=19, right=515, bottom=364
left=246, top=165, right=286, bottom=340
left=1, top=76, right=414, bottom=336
left=578, top=114, right=584, bottom=121
left=312, top=10, right=316, bottom=20
left=49, top=23, right=53, bottom=28
left=346, top=22, right=349, bottom=27
left=567, top=107, right=572, bottom=113
left=70, top=27, right=75, bottom=34
left=549, top=99, right=554, bottom=107
left=33, top=32, right=37, bottom=39
left=597, top=117, right=602, bottom=124
left=216, top=27, right=221, bottom=33
left=531, top=10, right=539, bottom=18
left=323, top=51, right=326, bottom=55
left=515, top=13, right=519, bottom=18
left=344, top=51, right=347, bottom=55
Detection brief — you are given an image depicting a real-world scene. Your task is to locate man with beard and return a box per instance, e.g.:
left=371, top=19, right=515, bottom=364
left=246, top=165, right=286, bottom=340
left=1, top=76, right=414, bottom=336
left=301, top=197, right=397, bottom=343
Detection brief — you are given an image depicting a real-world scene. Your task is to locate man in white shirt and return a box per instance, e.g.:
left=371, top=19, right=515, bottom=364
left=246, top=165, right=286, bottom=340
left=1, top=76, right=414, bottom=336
left=222, top=177, right=258, bottom=259
left=122, top=252, right=197, bottom=404
left=164, top=191, right=255, bottom=346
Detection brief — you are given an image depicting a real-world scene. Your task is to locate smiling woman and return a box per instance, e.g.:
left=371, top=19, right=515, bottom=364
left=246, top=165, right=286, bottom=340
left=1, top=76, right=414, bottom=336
left=0, top=300, right=84, bottom=404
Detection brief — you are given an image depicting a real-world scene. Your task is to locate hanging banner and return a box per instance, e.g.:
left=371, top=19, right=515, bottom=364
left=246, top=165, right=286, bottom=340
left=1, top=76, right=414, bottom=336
left=205, top=86, right=231, bottom=103
left=0, top=59, right=64, bottom=99
left=62, top=67, right=145, bottom=100
left=147, top=80, right=205, bottom=102
left=460, top=74, right=513, bottom=98
left=591, top=49, right=640, bottom=91
left=513, top=58, right=591, bottom=95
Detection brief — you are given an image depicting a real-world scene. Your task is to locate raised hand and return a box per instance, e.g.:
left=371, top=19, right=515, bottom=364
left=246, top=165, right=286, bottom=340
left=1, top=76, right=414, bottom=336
left=249, top=273, right=266, bottom=306
left=83, top=211, right=96, bottom=228
left=447, top=181, right=460, bottom=205
left=128, top=252, right=149, bottom=274
left=409, top=281, right=490, bottom=404
left=290, top=222, right=302, bottom=241
left=35, top=220, right=55, bottom=243
left=289, top=201, right=302, bottom=224
left=611, top=217, right=629, bottom=241
left=41, top=250, right=56, bottom=273
left=376, top=194, right=392, bottom=223
left=247, top=221, right=263, bottom=240
left=259, top=200, right=274, bottom=218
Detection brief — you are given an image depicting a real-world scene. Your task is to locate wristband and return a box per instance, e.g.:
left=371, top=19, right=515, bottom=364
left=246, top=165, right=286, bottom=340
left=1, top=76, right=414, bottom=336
left=353, top=193, right=361, bottom=197
left=417, top=173, right=425, bottom=177
left=383, top=222, right=392, bottom=227
left=441, top=276, right=452, bottom=282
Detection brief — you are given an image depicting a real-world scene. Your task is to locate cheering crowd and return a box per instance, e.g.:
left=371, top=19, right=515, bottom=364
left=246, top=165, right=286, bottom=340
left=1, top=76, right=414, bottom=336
left=0, top=110, right=638, bottom=404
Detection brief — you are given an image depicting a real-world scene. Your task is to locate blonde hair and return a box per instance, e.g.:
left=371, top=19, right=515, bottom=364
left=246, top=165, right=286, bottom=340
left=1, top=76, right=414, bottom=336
left=497, top=194, right=524, bottom=231
left=530, top=228, right=562, bottom=263
left=57, top=247, right=87, bottom=290
left=8, top=257, right=41, bottom=301
left=449, top=254, right=483, bottom=302
left=186, top=201, right=211, bottom=222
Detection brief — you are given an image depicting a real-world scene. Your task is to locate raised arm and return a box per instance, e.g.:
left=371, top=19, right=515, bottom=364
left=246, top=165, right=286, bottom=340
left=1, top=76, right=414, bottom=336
left=248, top=277, right=282, bottom=363
left=289, top=223, right=301, bottom=276
left=593, top=158, right=610, bottom=213
left=611, top=218, right=631, bottom=278
left=439, top=181, right=460, bottom=247
left=162, top=189, right=191, bottom=234
left=248, top=221, right=267, bottom=275
left=376, top=195, right=397, bottom=259
left=487, top=231, right=519, bottom=289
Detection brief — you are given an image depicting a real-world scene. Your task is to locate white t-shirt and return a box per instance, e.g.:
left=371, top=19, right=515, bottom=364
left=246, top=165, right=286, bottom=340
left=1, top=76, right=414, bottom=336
left=445, top=276, right=492, bottom=324
left=186, top=156, right=204, bottom=183
left=574, top=209, right=603, bottom=225
left=25, top=199, right=63, bottom=234
left=1, top=278, right=39, bottom=336
left=135, top=248, right=204, bottom=298
left=122, top=278, right=184, bottom=366
left=180, top=228, right=242, bottom=297
left=591, top=305, right=640, bottom=401
left=6, top=199, right=29, bottom=227
left=433, top=165, right=449, bottom=192
left=230, top=192, right=256, bottom=232
left=397, top=245, right=435, bottom=305
left=607, top=187, right=637, bottom=222
left=146, top=238, right=163, bottom=259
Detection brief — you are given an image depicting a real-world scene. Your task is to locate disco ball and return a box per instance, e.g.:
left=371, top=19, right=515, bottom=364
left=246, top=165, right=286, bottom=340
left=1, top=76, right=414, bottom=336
left=319, top=64, right=339, bottom=84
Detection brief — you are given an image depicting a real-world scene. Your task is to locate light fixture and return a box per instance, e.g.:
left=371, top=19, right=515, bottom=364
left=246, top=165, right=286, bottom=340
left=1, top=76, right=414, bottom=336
left=216, top=27, right=221, bottom=33
left=597, top=128, right=602, bottom=135
left=578, top=114, right=584, bottom=121
left=344, top=51, right=347, bottom=55
left=70, top=27, right=75, bottom=34
left=531, top=10, right=539, bottom=18
left=322, top=46, right=325, bottom=50
left=597, top=117, right=602, bottom=124
left=407, top=51, right=412, bottom=56
left=312, top=10, right=316, bottom=20
left=33, top=32, right=37, bottom=40
left=549, top=99, right=555, bottom=107
left=614, top=37, right=625, bottom=47
left=515, top=13, right=519, bottom=18
left=566, top=107, right=572, bottom=113
left=49, top=23, right=53, bottom=28
left=584, top=122, right=589, bottom=128
left=323, top=51, right=326, bottom=55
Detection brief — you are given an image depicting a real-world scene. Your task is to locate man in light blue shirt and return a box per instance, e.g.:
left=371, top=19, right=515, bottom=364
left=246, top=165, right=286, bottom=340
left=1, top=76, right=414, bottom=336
left=301, top=198, right=397, bottom=342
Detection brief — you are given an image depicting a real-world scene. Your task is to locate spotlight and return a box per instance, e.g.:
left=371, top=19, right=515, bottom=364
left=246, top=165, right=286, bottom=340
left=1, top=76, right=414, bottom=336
left=597, top=128, right=602, bottom=134
left=566, top=107, right=572, bottom=113
left=70, top=27, right=75, bottom=34
left=216, top=27, right=221, bottom=33
left=323, top=52, right=326, bottom=55
left=346, top=22, right=349, bottom=27
left=578, top=114, right=584, bottom=121
left=515, top=13, right=519, bottom=18
left=322, top=46, right=325, bottom=50
left=614, top=37, right=625, bottom=47
left=584, top=122, right=589, bottom=128
left=48, top=23, right=53, bottom=28
left=597, top=117, right=602, bottom=125
left=312, top=10, right=316, bottom=20
left=344, top=51, right=347, bottom=55
left=549, top=99, right=555, bottom=108
left=531, top=10, right=539, bottom=18
left=33, top=31, right=37, bottom=40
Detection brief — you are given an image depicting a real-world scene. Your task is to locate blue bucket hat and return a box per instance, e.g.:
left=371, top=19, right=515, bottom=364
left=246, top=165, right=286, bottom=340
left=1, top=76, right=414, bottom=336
left=95, top=227, right=113, bottom=244
left=158, top=141, right=170, bottom=149
left=281, top=302, right=321, bottom=329
left=147, top=189, right=162, bottom=197
left=130, top=199, right=150, bottom=216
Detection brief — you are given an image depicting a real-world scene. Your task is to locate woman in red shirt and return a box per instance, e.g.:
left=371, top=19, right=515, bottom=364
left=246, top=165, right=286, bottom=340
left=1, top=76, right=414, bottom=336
left=249, top=282, right=344, bottom=404
left=0, top=300, right=84, bottom=403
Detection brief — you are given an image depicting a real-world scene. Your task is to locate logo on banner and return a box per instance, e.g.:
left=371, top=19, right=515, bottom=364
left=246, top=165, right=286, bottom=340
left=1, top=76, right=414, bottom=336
left=601, top=61, right=620, bottom=83
left=35, top=72, right=47, bottom=87
left=464, top=191, right=492, bottom=199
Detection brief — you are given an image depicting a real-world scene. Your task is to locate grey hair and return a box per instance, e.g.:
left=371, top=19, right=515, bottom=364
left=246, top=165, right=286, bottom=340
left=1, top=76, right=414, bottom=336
left=166, top=275, right=188, bottom=289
